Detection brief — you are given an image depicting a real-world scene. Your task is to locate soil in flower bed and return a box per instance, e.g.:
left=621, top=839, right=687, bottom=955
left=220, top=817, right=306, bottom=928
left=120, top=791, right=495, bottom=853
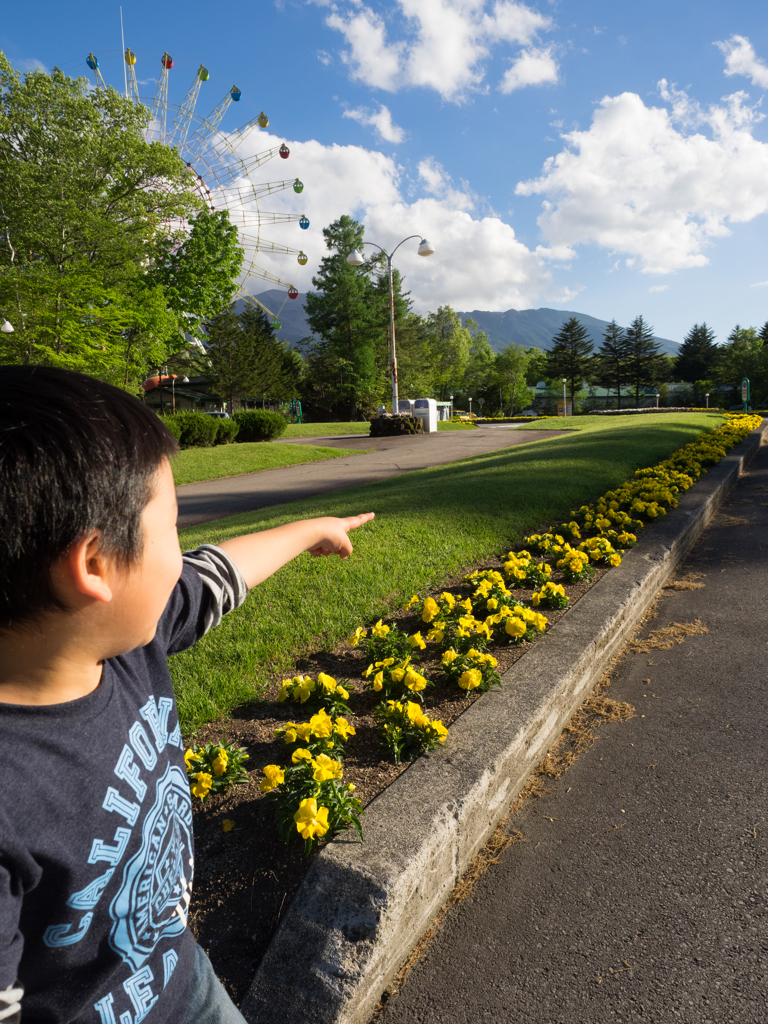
left=185, top=550, right=610, bottom=1004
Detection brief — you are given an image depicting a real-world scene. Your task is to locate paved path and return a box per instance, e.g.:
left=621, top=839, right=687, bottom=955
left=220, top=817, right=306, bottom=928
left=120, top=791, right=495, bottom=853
left=176, top=428, right=567, bottom=529
left=375, top=442, right=768, bottom=1024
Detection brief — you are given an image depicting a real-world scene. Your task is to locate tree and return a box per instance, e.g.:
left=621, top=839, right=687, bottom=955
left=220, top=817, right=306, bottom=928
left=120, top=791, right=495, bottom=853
left=304, top=216, right=378, bottom=418
left=546, top=317, right=594, bottom=410
left=424, top=306, right=471, bottom=399
left=676, top=323, right=717, bottom=383
left=206, top=305, right=245, bottom=411
left=525, top=348, right=549, bottom=387
left=595, top=320, right=630, bottom=409
left=149, top=210, right=244, bottom=340
left=625, top=315, right=665, bottom=405
left=713, top=326, right=768, bottom=405
left=495, top=343, right=532, bottom=415
left=759, top=321, right=768, bottom=344
left=463, top=321, right=496, bottom=397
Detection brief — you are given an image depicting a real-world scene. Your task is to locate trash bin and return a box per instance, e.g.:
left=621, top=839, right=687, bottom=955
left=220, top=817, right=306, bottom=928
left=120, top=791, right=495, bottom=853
left=398, top=399, right=415, bottom=416
left=413, top=398, right=437, bottom=433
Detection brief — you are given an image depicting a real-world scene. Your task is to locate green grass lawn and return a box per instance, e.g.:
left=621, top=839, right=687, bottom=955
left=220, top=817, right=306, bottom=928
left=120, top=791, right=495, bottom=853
left=172, top=442, right=366, bottom=487
left=172, top=412, right=723, bottom=732
left=514, top=413, right=717, bottom=433
left=282, top=420, right=475, bottom=438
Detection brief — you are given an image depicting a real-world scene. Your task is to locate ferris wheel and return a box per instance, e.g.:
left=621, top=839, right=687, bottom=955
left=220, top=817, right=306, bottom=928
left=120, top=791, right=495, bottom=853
left=83, top=48, right=308, bottom=330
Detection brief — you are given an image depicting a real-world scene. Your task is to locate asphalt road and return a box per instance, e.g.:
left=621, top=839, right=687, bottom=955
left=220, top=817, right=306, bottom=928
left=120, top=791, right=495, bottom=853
left=176, top=427, right=567, bottom=529
left=375, top=442, right=768, bottom=1024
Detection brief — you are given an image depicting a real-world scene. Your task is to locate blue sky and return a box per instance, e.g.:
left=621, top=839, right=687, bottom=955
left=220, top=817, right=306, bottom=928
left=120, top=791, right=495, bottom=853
left=4, top=0, right=768, bottom=343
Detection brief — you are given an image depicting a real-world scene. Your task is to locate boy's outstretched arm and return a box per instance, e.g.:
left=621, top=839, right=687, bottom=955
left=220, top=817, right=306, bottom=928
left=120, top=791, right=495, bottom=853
left=215, top=513, right=375, bottom=589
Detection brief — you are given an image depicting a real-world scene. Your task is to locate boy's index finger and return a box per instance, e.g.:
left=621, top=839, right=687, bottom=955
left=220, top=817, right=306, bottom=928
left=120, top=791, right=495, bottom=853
left=345, top=512, right=375, bottom=532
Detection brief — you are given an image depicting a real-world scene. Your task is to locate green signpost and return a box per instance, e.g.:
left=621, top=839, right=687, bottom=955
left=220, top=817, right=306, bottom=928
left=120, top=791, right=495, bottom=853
left=742, top=377, right=750, bottom=413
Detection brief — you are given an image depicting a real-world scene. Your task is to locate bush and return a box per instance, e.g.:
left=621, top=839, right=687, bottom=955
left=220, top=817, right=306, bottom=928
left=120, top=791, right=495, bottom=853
left=233, top=409, right=287, bottom=442
left=161, top=411, right=218, bottom=448
left=369, top=415, right=424, bottom=437
left=215, top=418, right=240, bottom=444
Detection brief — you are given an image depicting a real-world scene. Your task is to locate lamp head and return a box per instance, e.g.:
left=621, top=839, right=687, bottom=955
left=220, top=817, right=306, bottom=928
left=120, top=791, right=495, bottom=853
left=0, top=320, right=13, bottom=334
left=417, top=239, right=435, bottom=257
left=346, top=249, right=365, bottom=267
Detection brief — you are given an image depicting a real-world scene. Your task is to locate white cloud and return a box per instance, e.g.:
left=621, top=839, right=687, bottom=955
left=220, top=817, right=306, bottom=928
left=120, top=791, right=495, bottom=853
left=750, top=280, right=768, bottom=288
left=317, top=50, right=333, bottom=66
left=17, top=57, right=49, bottom=74
left=319, top=0, right=556, bottom=102
left=343, top=104, right=406, bottom=143
left=516, top=83, right=768, bottom=274
left=715, top=34, right=768, bottom=89
left=649, top=285, right=669, bottom=293
left=223, top=129, right=556, bottom=312
left=500, top=45, right=558, bottom=93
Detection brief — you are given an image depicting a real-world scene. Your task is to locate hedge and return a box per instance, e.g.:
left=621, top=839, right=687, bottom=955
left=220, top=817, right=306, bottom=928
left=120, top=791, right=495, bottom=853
left=232, top=409, right=287, bottom=442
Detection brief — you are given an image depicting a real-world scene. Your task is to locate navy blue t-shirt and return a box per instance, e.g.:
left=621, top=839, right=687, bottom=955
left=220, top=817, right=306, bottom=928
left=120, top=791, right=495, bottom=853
left=0, top=547, right=247, bottom=1024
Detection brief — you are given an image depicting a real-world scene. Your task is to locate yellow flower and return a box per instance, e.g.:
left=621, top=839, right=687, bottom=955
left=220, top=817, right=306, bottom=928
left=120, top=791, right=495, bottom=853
left=405, top=701, right=424, bottom=724
left=212, top=747, right=228, bottom=776
left=487, top=597, right=499, bottom=611
left=310, top=709, right=334, bottom=739
left=222, top=818, right=235, bottom=832
left=373, top=671, right=384, bottom=691
left=441, top=649, right=459, bottom=666
left=292, top=748, right=312, bottom=764
left=312, top=753, right=344, bottom=781
left=404, top=668, right=427, bottom=692
left=426, top=627, right=445, bottom=643
left=334, top=717, right=356, bottom=740
left=294, top=677, right=314, bottom=703
left=406, top=594, right=420, bottom=610
left=440, top=592, right=456, bottom=608
left=277, top=681, right=292, bottom=703
left=391, top=667, right=406, bottom=683
left=362, top=663, right=374, bottom=679
left=408, top=632, right=426, bottom=650
left=347, top=784, right=356, bottom=793
left=371, top=619, right=390, bottom=638
left=505, top=617, right=527, bottom=639
left=349, top=626, right=367, bottom=647
left=421, top=597, right=439, bottom=623
left=336, top=685, right=349, bottom=700
left=184, top=748, right=198, bottom=772
left=609, top=553, right=622, bottom=567
left=458, top=669, right=483, bottom=690
left=293, top=798, right=330, bottom=840
left=295, top=723, right=312, bottom=742
left=276, top=723, right=298, bottom=744
left=531, top=592, right=541, bottom=607
left=318, top=672, right=337, bottom=692
left=259, top=765, right=284, bottom=793
left=431, top=719, right=448, bottom=741
left=190, top=770, right=212, bottom=798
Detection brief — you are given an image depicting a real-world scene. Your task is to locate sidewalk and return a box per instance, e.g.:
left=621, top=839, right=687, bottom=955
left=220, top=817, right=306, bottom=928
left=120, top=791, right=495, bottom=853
left=176, top=428, right=566, bottom=529
left=374, top=441, right=768, bottom=1024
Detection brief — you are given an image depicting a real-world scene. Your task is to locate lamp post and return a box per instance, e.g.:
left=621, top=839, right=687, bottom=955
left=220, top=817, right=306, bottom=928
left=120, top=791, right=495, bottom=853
left=562, top=378, right=567, bottom=417
left=469, top=397, right=473, bottom=417
left=705, top=392, right=710, bottom=409
left=172, top=375, right=189, bottom=413
left=347, top=235, right=435, bottom=416
left=450, top=393, right=454, bottom=422
left=656, top=392, right=660, bottom=408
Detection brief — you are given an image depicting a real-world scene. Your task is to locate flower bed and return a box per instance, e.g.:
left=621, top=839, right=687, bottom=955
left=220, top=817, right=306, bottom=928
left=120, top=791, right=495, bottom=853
left=587, top=406, right=715, bottom=415
left=185, top=412, right=761, bottom=1002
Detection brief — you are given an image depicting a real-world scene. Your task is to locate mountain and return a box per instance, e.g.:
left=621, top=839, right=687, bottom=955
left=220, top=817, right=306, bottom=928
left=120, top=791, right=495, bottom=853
left=454, top=307, right=680, bottom=356
left=239, top=292, right=681, bottom=356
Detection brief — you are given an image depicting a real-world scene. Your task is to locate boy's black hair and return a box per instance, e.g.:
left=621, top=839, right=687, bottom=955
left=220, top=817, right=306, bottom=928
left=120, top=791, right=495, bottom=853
left=0, top=366, right=179, bottom=630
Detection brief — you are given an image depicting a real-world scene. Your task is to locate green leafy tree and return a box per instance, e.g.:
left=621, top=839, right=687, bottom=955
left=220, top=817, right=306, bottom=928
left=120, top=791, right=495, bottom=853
left=676, top=323, right=717, bottom=384
left=759, top=321, right=768, bottom=343
left=463, top=321, right=496, bottom=396
left=304, top=216, right=377, bottom=417
left=524, top=348, right=549, bottom=386
left=546, top=317, right=595, bottom=409
left=595, top=320, right=630, bottom=409
left=713, top=326, right=768, bottom=405
left=424, top=306, right=471, bottom=399
left=625, top=315, right=666, bottom=405
left=206, top=305, right=245, bottom=411
left=494, top=343, right=532, bottom=415
left=150, top=210, right=243, bottom=340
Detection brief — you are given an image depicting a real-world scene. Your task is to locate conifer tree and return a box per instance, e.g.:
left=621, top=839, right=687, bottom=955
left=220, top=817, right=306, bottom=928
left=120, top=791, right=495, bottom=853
left=595, top=320, right=630, bottom=409
left=625, top=315, right=665, bottom=405
left=546, top=316, right=594, bottom=409
left=676, top=323, right=717, bottom=383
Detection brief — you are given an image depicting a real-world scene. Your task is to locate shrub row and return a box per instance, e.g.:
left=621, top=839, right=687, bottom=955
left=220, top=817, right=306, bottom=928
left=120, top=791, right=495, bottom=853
left=161, top=409, right=286, bottom=448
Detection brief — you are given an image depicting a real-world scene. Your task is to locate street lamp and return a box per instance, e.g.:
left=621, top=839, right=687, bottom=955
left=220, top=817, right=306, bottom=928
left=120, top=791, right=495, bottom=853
left=655, top=392, right=660, bottom=408
left=348, top=236, right=435, bottom=416
left=449, top=393, right=454, bottom=421
left=0, top=320, right=13, bottom=334
left=562, top=378, right=567, bottom=417
left=705, top=393, right=710, bottom=409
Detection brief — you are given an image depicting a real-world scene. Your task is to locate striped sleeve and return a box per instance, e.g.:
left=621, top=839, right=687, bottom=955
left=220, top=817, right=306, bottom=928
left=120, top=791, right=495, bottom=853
left=181, top=545, right=248, bottom=636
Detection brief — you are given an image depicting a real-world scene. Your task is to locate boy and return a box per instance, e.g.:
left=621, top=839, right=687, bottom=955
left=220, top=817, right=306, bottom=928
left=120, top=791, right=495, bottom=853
left=0, top=366, right=374, bottom=1024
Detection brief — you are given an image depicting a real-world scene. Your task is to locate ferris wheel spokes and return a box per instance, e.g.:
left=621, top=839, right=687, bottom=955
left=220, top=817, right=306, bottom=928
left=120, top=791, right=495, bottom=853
left=123, top=48, right=140, bottom=106
left=148, top=52, right=173, bottom=143
left=167, top=64, right=209, bottom=153
left=86, top=53, right=107, bottom=90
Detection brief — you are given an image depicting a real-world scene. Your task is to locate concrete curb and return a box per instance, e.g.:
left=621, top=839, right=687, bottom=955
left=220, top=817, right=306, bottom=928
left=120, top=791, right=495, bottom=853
left=241, top=420, right=767, bottom=1024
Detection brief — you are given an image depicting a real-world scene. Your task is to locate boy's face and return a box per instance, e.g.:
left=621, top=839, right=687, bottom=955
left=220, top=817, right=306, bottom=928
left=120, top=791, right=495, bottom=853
left=108, top=457, right=183, bottom=652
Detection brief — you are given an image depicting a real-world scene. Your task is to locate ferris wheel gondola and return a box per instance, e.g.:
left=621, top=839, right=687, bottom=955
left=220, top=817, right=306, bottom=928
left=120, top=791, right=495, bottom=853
left=83, top=48, right=306, bottom=326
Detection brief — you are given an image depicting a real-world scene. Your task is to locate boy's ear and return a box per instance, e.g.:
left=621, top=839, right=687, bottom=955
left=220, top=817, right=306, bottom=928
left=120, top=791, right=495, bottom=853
left=52, top=531, right=115, bottom=605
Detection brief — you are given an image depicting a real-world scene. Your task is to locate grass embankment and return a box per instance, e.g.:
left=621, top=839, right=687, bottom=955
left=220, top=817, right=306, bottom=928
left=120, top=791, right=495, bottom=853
left=171, top=442, right=366, bottom=487
left=172, top=412, right=723, bottom=731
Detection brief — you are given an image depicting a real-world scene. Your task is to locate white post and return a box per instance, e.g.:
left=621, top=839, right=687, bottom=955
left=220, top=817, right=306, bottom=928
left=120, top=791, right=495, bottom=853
left=705, top=393, right=709, bottom=409
left=562, top=378, right=567, bottom=416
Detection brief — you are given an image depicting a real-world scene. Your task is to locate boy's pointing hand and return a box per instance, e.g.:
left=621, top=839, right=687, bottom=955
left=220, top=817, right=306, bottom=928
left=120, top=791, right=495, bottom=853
left=307, top=513, right=376, bottom=559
